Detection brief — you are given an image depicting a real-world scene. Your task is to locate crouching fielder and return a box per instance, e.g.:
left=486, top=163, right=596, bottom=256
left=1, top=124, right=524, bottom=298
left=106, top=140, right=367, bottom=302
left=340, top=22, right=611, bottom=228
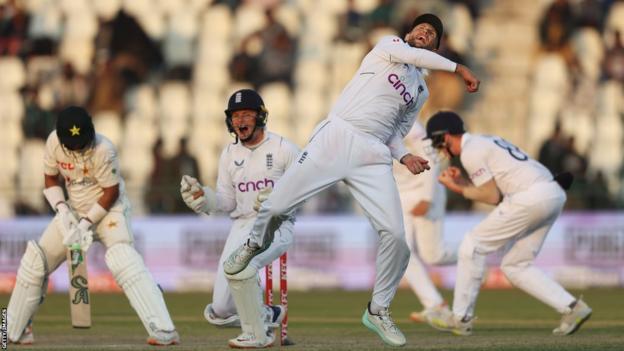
left=7, top=106, right=179, bottom=345
left=180, top=89, right=299, bottom=348
left=425, top=111, right=592, bottom=336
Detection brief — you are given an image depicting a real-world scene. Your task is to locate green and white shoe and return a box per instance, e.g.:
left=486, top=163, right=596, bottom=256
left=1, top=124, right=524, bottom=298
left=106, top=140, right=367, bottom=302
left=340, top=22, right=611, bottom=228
left=361, top=303, right=406, bottom=347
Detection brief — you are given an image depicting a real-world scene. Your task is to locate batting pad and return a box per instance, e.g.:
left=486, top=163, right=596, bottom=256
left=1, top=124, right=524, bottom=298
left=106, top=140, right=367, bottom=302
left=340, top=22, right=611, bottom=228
left=226, top=266, right=270, bottom=342
left=7, top=241, right=48, bottom=341
left=105, top=243, right=175, bottom=335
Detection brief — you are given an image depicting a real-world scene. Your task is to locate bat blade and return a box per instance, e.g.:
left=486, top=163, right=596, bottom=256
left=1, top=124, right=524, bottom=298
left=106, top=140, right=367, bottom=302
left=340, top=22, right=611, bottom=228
left=67, top=249, right=91, bottom=328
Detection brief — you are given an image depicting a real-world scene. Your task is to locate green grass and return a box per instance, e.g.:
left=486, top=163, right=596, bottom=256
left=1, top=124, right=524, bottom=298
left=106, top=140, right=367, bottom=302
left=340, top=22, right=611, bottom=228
left=1, top=289, right=623, bottom=350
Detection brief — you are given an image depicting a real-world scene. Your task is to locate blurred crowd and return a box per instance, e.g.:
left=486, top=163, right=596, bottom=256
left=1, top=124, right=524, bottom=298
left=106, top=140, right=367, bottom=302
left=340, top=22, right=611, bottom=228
left=0, top=0, right=622, bottom=217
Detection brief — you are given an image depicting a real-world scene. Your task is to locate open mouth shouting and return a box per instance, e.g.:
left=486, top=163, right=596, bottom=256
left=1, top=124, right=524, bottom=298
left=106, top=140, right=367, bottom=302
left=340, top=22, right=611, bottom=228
left=235, top=124, right=253, bottom=139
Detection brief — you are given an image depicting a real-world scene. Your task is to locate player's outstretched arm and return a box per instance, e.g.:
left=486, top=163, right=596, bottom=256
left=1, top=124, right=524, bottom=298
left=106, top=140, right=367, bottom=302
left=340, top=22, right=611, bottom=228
left=455, top=64, right=480, bottom=93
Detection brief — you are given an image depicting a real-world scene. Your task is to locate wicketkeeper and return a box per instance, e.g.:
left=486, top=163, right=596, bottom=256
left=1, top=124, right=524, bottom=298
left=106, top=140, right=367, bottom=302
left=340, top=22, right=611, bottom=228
left=180, top=89, right=299, bottom=348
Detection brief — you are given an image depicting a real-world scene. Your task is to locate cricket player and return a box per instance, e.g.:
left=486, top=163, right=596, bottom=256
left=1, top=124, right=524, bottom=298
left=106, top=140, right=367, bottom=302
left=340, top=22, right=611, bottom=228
left=393, top=120, right=456, bottom=326
left=224, top=14, right=480, bottom=347
left=180, top=89, right=299, bottom=348
left=425, top=111, right=592, bottom=336
left=6, top=106, right=179, bottom=346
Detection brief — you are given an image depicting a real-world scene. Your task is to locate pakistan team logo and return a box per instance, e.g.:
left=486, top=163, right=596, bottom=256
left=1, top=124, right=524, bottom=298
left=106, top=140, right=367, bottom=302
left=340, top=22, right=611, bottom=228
left=71, top=275, right=90, bottom=305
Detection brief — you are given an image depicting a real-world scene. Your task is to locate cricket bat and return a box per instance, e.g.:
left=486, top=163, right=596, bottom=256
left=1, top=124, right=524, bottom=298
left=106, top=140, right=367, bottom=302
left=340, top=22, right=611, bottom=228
left=67, top=244, right=91, bottom=328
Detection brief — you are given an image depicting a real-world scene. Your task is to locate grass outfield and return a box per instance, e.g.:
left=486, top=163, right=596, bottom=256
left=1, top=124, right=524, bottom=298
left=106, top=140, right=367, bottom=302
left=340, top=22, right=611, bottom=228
left=1, top=289, right=623, bottom=350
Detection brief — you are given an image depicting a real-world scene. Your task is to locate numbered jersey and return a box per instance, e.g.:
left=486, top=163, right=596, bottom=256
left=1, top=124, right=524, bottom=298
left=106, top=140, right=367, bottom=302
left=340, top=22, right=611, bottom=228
left=44, top=131, right=130, bottom=216
left=460, top=133, right=553, bottom=196
left=216, top=132, right=300, bottom=219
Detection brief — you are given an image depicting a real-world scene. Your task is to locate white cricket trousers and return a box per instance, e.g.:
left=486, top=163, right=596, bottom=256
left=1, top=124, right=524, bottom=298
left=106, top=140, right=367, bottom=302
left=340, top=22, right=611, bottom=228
left=250, top=117, right=410, bottom=309
left=211, top=216, right=293, bottom=318
left=453, top=181, right=575, bottom=318
left=402, top=214, right=455, bottom=309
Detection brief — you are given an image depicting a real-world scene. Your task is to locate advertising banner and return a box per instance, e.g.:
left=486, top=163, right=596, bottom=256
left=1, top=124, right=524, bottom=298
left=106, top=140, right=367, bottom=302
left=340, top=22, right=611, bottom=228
left=0, top=213, right=622, bottom=292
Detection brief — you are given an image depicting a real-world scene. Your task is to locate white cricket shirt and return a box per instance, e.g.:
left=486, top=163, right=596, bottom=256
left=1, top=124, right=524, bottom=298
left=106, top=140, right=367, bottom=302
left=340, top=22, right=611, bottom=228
left=460, top=133, right=554, bottom=196
left=44, top=131, right=130, bottom=216
left=393, top=121, right=446, bottom=218
left=215, top=131, right=300, bottom=219
left=328, top=35, right=457, bottom=160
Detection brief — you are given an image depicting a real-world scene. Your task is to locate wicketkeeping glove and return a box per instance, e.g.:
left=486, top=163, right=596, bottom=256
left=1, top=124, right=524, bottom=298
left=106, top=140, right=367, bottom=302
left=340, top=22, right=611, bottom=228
left=180, top=175, right=217, bottom=214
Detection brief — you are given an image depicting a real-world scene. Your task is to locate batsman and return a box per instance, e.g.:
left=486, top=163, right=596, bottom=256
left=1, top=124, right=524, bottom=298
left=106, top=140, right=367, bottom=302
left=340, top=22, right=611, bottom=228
left=6, top=106, right=179, bottom=345
left=180, top=89, right=299, bottom=348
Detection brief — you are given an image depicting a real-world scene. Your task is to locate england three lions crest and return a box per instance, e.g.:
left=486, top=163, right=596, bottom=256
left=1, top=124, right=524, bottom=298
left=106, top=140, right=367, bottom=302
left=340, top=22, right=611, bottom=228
left=266, top=153, right=273, bottom=170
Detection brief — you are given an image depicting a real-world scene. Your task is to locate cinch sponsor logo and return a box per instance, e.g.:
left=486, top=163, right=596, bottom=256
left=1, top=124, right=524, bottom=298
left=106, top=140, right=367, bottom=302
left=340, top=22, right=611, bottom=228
left=388, top=73, right=415, bottom=106
left=237, top=178, right=274, bottom=192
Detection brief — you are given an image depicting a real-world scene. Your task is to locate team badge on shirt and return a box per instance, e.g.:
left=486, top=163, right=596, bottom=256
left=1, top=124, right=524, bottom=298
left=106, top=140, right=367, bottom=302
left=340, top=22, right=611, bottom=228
left=266, top=153, right=273, bottom=170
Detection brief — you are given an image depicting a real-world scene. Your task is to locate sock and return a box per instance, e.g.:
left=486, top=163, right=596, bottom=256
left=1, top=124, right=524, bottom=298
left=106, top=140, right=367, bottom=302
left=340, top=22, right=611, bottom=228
left=369, top=301, right=384, bottom=315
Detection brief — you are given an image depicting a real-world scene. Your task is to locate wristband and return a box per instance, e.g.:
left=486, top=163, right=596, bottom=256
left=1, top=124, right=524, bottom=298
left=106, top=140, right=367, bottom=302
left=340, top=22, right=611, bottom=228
left=86, top=203, right=108, bottom=224
left=43, top=186, right=66, bottom=211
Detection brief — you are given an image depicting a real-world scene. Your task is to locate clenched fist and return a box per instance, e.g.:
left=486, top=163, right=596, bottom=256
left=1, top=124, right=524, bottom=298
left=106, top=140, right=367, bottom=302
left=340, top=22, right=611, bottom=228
left=400, top=153, right=430, bottom=175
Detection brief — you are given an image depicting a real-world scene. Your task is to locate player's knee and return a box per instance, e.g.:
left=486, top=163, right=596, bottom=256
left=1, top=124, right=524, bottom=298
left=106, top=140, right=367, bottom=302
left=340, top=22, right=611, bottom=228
left=385, top=228, right=410, bottom=260
left=225, top=264, right=258, bottom=282
left=500, top=260, right=531, bottom=282
left=105, top=243, right=146, bottom=285
left=17, top=241, right=48, bottom=285
left=458, top=235, right=478, bottom=261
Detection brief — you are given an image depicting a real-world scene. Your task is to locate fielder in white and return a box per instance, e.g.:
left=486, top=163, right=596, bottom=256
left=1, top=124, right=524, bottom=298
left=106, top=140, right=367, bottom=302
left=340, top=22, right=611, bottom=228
left=424, top=111, right=592, bottom=336
left=393, top=119, right=456, bottom=326
left=180, top=89, right=299, bottom=348
left=6, top=106, right=179, bottom=346
left=224, top=14, right=480, bottom=347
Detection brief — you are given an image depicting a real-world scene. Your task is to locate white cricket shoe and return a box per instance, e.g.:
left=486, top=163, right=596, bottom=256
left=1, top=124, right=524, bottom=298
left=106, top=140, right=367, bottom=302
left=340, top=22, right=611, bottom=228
left=408, top=309, right=426, bottom=323
left=553, top=297, right=592, bottom=336
left=265, top=305, right=286, bottom=329
left=424, top=304, right=454, bottom=330
left=409, top=303, right=453, bottom=325
left=10, top=323, right=34, bottom=345
left=224, top=241, right=263, bottom=275
left=361, top=303, right=406, bottom=347
left=147, top=329, right=180, bottom=345
left=228, top=331, right=274, bottom=349
left=204, top=303, right=241, bottom=327
left=429, top=312, right=474, bottom=336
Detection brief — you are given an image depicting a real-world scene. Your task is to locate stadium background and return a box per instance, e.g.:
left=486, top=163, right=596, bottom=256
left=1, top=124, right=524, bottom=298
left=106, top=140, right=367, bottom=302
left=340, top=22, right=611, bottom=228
left=0, top=0, right=623, bottom=294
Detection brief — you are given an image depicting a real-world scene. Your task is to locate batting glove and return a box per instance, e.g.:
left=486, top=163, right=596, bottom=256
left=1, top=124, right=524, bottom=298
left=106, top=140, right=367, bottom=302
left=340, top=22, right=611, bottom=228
left=57, top=202, right=79, bottom=237
left=63, top=218, right=94, bottom=253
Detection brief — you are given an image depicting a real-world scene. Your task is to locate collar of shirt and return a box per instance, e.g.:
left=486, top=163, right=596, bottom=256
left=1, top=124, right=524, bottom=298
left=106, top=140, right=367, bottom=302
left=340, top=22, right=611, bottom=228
left=243, top=130, right=271, bottom=151
left=460, top=132, right=472, bottom=151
